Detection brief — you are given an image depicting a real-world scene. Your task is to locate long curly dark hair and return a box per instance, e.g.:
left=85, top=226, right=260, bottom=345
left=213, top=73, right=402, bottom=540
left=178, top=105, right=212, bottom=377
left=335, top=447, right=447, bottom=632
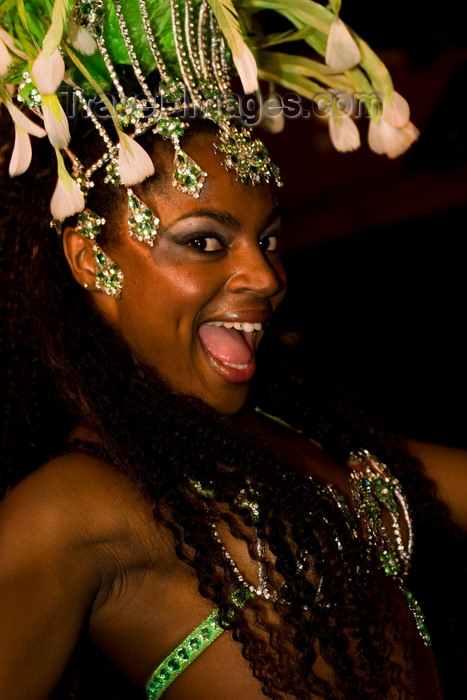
left=0, top=110, right=465, bottom=700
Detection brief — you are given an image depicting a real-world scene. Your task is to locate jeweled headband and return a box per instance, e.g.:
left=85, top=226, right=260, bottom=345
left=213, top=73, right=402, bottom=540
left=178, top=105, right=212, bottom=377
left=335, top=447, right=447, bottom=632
left=0, top=0, right=418, bottom=295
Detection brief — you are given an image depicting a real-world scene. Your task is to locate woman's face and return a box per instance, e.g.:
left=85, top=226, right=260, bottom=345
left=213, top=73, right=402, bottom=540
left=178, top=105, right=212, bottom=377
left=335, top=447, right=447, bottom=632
left=99, top=131, right=286, bottom=414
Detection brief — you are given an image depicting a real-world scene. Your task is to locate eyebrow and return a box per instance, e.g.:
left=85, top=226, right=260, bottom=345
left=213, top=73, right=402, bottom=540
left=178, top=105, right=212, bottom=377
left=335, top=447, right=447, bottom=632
left=172, top=206, right=281, bottom=231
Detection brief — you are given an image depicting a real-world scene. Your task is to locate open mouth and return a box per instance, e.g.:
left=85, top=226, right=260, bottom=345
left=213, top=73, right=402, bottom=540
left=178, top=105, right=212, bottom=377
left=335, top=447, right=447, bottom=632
left=198, top=321, right=262, bottom=376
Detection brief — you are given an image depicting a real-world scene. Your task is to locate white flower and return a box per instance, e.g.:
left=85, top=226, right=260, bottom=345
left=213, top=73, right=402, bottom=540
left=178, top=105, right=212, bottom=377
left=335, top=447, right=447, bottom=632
left=31, top=48, right=65, bottom=94
left=5, top=101, right=47, bottom=138
left=67, top=18, right=97, bottom=55
left=0, top=35, right=12, bottom=76
left=325, top=17, right=361, bottom=72
left=233, top=43, right=258, bottom=95
left=9, top=126, right=32, bottom=176
left=51, top=154, right=85, bottom=221
left=383, top=91, right=410, bottom=128
left=259, top=94, right=285, bottom=134
left=42, top=94, right=70, bottom=149
left=118, top=132, right=155, bottom=186
left=328, top=113, right=360, bottom=152
left=6, top=98, right=46, bottom=178
left=368, top=118, right=419, bottom=159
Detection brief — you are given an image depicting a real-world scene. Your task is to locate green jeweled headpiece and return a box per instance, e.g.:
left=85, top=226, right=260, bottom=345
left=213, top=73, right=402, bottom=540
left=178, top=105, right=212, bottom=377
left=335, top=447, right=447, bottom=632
left=1, top=0, right=418, bottom=226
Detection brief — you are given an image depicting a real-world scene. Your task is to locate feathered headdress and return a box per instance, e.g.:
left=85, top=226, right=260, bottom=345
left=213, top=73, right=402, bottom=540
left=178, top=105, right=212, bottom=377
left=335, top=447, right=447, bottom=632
left=0, top=0, right=418, bottom=221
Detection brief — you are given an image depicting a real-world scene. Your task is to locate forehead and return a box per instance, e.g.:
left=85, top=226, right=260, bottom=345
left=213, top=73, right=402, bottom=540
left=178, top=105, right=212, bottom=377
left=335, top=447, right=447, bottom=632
left=135, top=130, right=278, bottom=226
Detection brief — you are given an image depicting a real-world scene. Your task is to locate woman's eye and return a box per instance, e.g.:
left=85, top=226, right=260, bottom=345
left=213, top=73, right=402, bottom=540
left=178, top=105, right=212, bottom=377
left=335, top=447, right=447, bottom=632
left=189, top=237, right=223, bottom=253
left=260, top=234, right=279, bottom=252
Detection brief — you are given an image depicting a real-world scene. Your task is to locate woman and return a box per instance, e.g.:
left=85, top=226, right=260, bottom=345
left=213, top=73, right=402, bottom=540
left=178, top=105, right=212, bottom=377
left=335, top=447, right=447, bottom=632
left=0, top=1, right=465, bottom=698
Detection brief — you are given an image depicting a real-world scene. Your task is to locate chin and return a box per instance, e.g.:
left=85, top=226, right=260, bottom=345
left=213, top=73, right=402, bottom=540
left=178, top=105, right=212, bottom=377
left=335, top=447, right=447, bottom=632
left=199, top=385, right=250, bottom=416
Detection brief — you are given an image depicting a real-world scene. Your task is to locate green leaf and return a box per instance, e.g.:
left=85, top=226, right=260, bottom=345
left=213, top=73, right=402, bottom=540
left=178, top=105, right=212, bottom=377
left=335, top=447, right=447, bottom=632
left=0, top=0, right=16, bottom=24
left=328, top=0, right=341, bottom=15
left=350, top=33, right=394, bottom=103
left=237, top=0, right=333, bottom=36
left=259, top=26, right=316, bottom=49
left=258, top=50, right=352, bottom=96
left=42, top=0, right=69, bottom=56
left=13, top=18, right=37, bottom=58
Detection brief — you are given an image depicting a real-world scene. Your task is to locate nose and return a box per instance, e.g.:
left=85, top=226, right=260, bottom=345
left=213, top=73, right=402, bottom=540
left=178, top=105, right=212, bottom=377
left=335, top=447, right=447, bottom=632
left=226, top=241, right=286, bottom=299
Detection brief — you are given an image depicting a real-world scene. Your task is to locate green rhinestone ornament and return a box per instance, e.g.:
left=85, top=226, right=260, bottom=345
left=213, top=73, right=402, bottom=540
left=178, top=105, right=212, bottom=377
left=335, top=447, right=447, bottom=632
left=76, top=209, right=124, bottom=298
left=127, top=188, right=159, bottom=245
left=94, top=246, right=124, bottom=297
left=172, top=149, right=207, bottom=197
left=215, top=123, right=282, bottom=188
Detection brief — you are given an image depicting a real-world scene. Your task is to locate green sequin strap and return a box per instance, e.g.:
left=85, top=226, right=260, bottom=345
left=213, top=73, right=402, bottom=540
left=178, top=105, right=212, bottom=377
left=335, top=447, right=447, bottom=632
left=146, top=610, right=224, bottom=699
left=146, top=589, right=250, bottom=699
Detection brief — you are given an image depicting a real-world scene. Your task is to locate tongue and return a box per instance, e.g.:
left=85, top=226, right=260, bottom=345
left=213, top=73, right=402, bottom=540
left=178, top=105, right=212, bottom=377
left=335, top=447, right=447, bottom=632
left=199, top=324, right=253, bottom=366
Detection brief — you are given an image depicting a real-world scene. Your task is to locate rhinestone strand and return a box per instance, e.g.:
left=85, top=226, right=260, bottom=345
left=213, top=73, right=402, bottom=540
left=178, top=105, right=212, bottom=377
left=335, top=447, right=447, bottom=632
left=185, top=0, right=202, bottom=82
left=170, top=0, right=198, bottom=99
left=75, top=91, right=115, bottom=181
left=345, top=449, right=429, bottom=645
left=95, top=35, right=126, bottom=101
left=139, top=0, right=170, bottom=82
left=197, top=1, right=210, bottom=81
left=113, top=1, right=157, bottom=107
left=348, top=450, right=413, bottom=577
left=210, top=12, right=230, bottom=98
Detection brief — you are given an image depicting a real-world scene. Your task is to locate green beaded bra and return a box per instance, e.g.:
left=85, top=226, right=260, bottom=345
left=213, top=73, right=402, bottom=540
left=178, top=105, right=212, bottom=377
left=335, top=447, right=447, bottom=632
left=146, top=445, right=430, bottom=700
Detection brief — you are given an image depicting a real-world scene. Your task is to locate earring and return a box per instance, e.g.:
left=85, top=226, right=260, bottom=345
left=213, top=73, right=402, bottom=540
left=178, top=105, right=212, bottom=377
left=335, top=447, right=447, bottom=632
left=76, top=209, right=124, bottom=298
left=127, top=188, right=159, bottom=245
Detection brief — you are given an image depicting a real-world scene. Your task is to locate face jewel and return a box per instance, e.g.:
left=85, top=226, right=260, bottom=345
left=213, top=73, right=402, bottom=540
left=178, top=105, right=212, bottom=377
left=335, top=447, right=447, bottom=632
left=215, top=123, right=282, bottom=188
left=172, top=149, right=207, bottom=197
left=76, top=209, right=124, bottom=297
left=116, top=97, right=148, bottom=127
left=127, top=188, right=159, bottom=246
left=158, top=80, right=186, bottom=104
left=153, top=117, right=207, bottom=197
left=153, top=116, right=187, bottom=141
left=72, top=0, right=105, bottom=35
left=76, top=209, right=105, bottom=240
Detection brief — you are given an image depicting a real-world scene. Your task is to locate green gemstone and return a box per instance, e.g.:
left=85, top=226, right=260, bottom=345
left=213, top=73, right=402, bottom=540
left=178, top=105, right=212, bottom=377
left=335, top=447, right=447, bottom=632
left=148, top=678, right=164, bottom=691
left=167, top=659, right=180, bottom=672
left=80, top=2, right=93, bottom=16
left=188, top=637, right=201, bottom=650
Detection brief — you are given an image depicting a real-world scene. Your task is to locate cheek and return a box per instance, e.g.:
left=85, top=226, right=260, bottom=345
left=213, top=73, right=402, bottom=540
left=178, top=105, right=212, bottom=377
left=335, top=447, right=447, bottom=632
left=272, top=259, right=287, bottom=304
left=118, top=259, right=217, bottom=341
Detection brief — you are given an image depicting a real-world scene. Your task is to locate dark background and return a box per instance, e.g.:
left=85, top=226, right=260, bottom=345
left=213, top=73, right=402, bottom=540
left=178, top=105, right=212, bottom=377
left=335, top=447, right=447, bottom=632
left=260, top=4, right=467, bottom=447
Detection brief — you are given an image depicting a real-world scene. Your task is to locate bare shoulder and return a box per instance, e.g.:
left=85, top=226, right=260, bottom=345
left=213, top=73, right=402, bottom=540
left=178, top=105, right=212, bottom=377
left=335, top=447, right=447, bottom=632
left=405, top=437, right=467, bottom=530
left=0, top=452, right=156, bottom=584
left=0, top=453, right=157, bottom=698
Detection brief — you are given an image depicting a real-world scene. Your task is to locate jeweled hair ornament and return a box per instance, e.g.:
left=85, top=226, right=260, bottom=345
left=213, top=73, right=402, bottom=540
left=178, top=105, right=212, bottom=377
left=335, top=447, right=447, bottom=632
left=0, top=0, right=419, bottom=223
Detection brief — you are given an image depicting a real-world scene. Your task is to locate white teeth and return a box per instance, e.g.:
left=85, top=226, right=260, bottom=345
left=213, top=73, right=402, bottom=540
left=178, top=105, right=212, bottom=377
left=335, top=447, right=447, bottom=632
left=207, top=321, right=262, bottom=333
